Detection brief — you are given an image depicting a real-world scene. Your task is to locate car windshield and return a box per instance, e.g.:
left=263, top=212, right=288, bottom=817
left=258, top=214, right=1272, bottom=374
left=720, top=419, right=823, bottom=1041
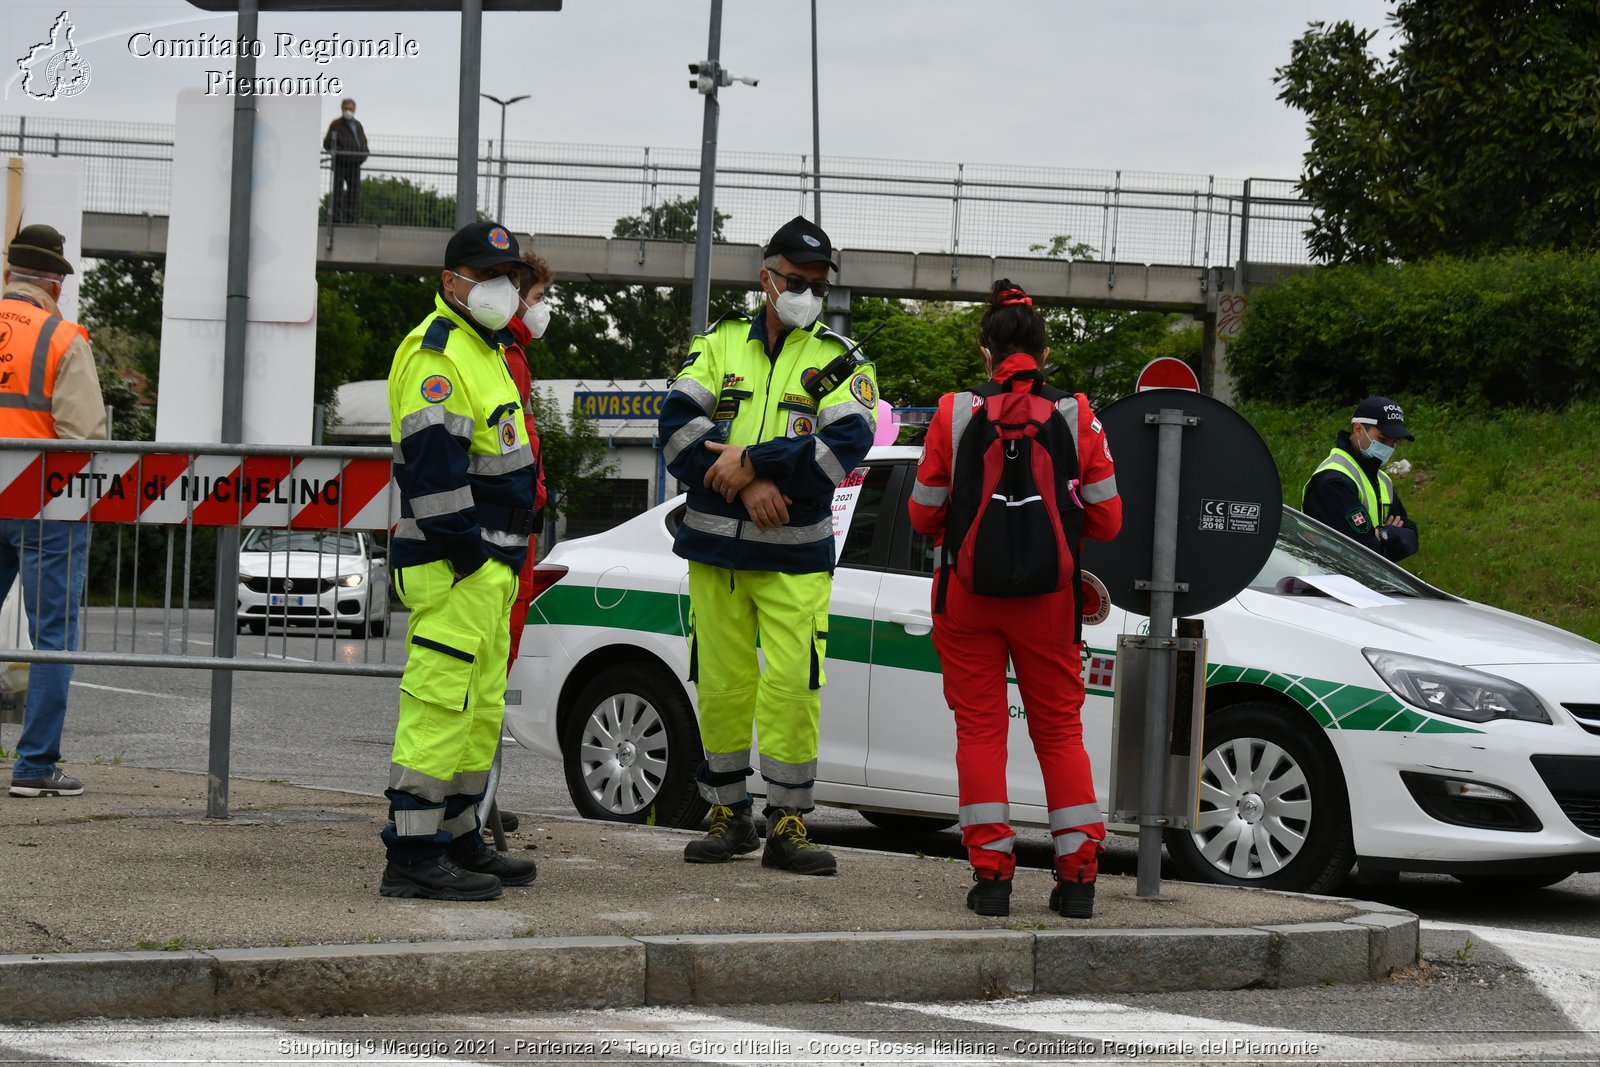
left=241, top=530, right=364, bottom=556
left=1250, top=509, right=1447, bottom=600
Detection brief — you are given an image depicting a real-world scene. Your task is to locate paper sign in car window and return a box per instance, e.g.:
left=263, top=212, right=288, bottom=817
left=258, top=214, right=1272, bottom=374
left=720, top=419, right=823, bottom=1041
left=831, top=467, right=869, bottom=551
left=1297, top=573, right=1399, bottom=608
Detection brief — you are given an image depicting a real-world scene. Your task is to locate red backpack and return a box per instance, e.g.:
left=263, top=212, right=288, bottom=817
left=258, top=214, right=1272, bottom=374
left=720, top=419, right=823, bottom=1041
left=935, top=373, right=1086, bottom=625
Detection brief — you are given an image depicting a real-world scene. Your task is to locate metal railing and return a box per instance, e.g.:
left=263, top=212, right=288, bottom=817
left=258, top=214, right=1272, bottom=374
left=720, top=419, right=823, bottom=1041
left=2, top=114, right=1316, bottom=268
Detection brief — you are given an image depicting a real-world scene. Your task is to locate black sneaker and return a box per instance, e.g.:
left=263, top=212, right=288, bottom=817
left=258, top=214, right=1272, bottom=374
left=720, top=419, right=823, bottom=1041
left=684, top=804, right=760, bottom=864
left=1050, top=876, right=1095, bottom=919
left=452, top=836, right=537, bottom=886
left=761, top=809, right=837, bottom=876
left=495, top=811, right=520, bottom=834
left=966, top=872, right=1012, bottom=916
left=379, top=856, right=503, bottom=901
left=9, top=769, right=85, bottom=798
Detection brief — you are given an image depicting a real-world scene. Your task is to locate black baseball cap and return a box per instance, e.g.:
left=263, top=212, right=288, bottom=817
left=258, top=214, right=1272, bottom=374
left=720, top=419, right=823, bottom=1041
left=444, top=221, right=522, bottom=272
left=1353, top=396, right=1415, bottom=441
left=764, top=215, right=837, bottom=271
left=7, top=223, right=74, bottom=275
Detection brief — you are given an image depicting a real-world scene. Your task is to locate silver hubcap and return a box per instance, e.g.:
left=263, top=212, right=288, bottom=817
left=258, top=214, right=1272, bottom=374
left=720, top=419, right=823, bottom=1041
left=577, top=692, right=669, bottom=816
left=1189, top=735, right=1313, bottom=880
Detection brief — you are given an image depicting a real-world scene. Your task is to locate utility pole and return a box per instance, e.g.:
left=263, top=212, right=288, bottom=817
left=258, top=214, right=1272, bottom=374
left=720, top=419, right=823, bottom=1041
left=810, top=0, right=822, bottom=224
left=687, top=0, right=757, bottom=334
left=481, top=92, right=530, bottom=224
left=456, top=0, right=484, bottom=227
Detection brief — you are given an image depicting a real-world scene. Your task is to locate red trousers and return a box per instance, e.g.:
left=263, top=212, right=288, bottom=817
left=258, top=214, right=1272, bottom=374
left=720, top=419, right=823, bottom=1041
left=931, top=580, right=1105, bottom=882
left=506, top=536, right=538, bottom=675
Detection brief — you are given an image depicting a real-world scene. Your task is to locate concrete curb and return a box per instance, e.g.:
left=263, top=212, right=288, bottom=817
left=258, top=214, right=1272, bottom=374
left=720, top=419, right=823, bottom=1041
left=0, top=898, right=1417, bottom=1022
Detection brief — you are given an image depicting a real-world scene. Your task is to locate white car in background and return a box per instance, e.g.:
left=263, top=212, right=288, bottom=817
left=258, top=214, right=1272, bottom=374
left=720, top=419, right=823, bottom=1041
left=505, top=446, right=1600, bottom=893
left=236, top=529, right=390, bottom=638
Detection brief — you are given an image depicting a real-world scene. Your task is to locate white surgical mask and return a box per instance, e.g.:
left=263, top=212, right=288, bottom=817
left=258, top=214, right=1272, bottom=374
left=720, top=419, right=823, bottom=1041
left=521, top=299, right=551, bottom=338
left=452, top=271, right=518, bottom=331
left=1361, top=438, right=1395, bottom=464
left=342, top=109, right=355, bottom=119
left=770, top=285, right=822, bottom=330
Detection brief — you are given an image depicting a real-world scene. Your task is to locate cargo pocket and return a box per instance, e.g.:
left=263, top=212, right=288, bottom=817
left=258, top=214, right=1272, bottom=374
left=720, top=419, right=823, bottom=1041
left=400, top=618, right=480, bottom=712
left=809, top=611, right=829, bottom=691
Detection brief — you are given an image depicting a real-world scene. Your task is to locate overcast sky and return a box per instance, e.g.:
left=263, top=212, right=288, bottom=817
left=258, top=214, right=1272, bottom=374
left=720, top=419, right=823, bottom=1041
left=5, top=1, right=1398, bottom=180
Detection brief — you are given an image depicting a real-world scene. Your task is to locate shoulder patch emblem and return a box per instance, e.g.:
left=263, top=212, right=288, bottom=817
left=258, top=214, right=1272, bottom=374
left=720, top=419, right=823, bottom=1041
left=801, top=367, right=822, bottom=389
left=849, top=373, right=877, bottom=407
left=1091, top=417, right=1103, bottom=433
left=1347, top=508, right=1369, bottom=531
left=421, top=375, right=453, bottom=403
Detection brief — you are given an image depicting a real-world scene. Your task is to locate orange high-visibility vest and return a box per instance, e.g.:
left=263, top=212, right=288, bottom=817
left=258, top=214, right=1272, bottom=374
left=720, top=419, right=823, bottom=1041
left=0, top=297, right=89, bottom=439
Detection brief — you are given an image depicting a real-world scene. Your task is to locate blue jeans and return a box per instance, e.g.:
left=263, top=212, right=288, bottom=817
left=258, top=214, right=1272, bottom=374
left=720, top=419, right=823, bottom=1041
left=0, top=520, right=89, bottom=779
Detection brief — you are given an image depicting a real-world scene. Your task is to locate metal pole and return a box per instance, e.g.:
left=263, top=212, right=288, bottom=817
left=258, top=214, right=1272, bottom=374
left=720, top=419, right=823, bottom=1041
left=689, top=0, right=723, bottom=335
left=1136, top=408, right=1188, bottom=896
left=208, top=0, right=260, bottom=820
left=497, top=103, right=508, bottom=223
left=1238, top=178, right=1253, bottom=291
left=810, top=0, right=822, bottom=224
left=456, top=0, right=484, bottom=228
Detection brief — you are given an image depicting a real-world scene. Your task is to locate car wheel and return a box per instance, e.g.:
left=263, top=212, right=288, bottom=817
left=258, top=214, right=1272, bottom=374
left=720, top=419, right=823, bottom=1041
left=561, top=662, right=708, bottom=830
left=1452, top=870, right=1574, bottom=891
left=1166, top=701, right=1354, bottom=893
left=860, top=810, right=958, bottom=835
left=367, top=617, right=388, bottom=638
left=247, top=620, right=266, bottom=637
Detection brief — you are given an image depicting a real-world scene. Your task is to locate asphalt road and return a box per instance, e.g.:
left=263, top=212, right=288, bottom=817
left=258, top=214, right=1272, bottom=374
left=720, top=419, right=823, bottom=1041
left=21, top=607, right=1600, bottom=940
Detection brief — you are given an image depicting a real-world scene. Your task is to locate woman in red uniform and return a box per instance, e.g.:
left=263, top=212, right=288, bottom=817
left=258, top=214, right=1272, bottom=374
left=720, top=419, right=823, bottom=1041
left=908, top=280, right=1122, bottom=918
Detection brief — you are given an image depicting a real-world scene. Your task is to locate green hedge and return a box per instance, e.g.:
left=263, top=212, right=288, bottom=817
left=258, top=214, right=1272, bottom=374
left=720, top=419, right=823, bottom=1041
left=1228, top=252, right=1600, bottom=409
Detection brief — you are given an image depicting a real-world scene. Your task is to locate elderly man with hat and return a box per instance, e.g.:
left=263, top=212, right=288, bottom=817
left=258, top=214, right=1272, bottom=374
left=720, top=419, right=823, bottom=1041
left=379, top=221, right=540, bottom=901
left=1, top=225, right=106, bottom=799
left=1303, top=396, right=1419, bottom=562
left=657, top=215, right=878, bottom=875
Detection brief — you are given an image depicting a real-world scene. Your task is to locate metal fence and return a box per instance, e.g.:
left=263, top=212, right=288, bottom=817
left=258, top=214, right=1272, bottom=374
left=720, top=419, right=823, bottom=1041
left=1, top=114, right=1315, bottom=268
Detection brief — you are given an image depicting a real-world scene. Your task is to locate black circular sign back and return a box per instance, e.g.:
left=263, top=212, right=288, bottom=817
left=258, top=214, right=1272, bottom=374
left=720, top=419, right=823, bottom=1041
left=1079, top=390, right=1282, bottom=618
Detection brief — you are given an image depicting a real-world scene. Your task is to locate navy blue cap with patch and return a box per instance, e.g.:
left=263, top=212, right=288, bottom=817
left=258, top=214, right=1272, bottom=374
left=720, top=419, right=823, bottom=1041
left=764, top=215, right=838, bottom=271
left=1353, top=396, right=1414, bottom=441
left=445, top=221, right=522, bottom=271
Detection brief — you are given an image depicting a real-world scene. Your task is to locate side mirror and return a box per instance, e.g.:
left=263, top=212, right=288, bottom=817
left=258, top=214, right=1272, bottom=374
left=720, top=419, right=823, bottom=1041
left=370, top=545, right=387, bottom=560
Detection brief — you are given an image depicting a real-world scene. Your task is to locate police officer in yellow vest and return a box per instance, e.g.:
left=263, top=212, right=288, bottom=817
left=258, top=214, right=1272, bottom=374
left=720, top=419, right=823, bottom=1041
left=659, top=216, right=877, bottom=875
left=0, top=224, right=107, bottom=800
left=1303, top=396, right=1419, bottom=562
left=381, top=221, right=540, bottom=901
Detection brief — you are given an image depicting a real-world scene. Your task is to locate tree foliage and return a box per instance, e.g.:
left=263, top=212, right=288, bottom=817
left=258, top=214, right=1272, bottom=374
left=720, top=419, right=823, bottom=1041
left=527, top=386, right=616, bottom=521
left=319, top=174, right=460, bottom=228
left=1226, top=251, right=1600, bottom=410
left=1279, top=4, right=1600, bottom=263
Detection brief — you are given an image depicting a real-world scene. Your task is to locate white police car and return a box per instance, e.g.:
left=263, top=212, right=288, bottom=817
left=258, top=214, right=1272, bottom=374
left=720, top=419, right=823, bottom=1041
left=505, top=447, right=1600, bottom=893
left=236, top=529, right=390, bottom=638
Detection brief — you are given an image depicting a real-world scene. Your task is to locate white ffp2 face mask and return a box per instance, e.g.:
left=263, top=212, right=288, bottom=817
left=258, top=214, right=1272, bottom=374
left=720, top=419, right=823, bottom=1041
left=521, top=299, right=551, bottom=338
left=768, top=277, right=823, bottom=330
left=453, top=272, right=518, bottom=331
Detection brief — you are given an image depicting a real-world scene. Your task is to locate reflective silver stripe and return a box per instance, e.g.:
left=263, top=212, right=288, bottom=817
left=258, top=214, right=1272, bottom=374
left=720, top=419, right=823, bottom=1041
left=705, top=750, right=753, bottom=774
left=1312, top=451, right=1381, bottom=521
left=698, top=780, right=750, bottom=805
left=681, top=509, right=834, bottom=546
left=391, top=443, right=406, bottom=465
left=389, top=763, right=449, bottom=803
left=468, top=448, right=536, bottom=476
left=669, top=377, right=717, bottom=415
left=1080, top=474, right=1117, bottom=504
left=1055, top=395, right=1082, bottom=456
left=812, top=439, right=846, bottom=485
left=441, top=809, right=480, bottom=837
left=665, top=416, right=716, bottom=464
left=959, top=802, right=1010, bottom=827
left=393, top=517, right=424, bottom=541
left=30, top=317, right=60, bottom=406
left=401, top=405, right=474, bottom=441
left=765, top=781, right=813, bottom=810
left=393, top=808, right=444, bottom=837
left=950, top=391, right=975, bottom=460
left=482, top=528, right=530, bottom=548
left=979, top=837, right=1015, bottom=854
left=911, top=479, right=949, bottom=507
left=1053, top=831, right=1088, bottom=856
left=817, top=398, right=875, bottom=430
left=409, top=486, right=475, bottom=519
left=1049, top=803, right=1103, bottom=832
left=449, top=770, right=491, bottom=796
left=759, top=755, right=818, bottom=785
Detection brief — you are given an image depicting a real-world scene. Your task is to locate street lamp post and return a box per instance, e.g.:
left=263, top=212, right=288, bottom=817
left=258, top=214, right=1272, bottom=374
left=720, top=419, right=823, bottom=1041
left=481, top=92, right=530, bottom=225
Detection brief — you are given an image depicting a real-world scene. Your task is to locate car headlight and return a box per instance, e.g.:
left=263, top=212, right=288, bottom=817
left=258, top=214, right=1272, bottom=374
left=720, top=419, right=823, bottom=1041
left=338, top=573, right=365, bottom=588
left=1363, top=649, right=1552, bottom=724
left=238, top=571, right=255, bottom=583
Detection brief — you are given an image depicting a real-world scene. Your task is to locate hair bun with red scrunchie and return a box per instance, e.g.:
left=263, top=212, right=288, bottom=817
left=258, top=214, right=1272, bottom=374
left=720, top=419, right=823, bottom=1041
left=996, top=286, right=1032, bottom=307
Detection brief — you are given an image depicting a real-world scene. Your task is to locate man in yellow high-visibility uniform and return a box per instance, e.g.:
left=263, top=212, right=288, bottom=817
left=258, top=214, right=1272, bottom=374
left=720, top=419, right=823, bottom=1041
left=1303, top=396, right=1419, bottom=562
left=658, top=216, right=878, bottom=875
left=381, top=221, right=540, bottom=901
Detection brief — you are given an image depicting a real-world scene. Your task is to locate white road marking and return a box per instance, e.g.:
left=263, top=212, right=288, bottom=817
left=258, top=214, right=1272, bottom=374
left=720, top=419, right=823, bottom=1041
left=71, top=680, right=182, bottom=699
left=1426, top=920, right=1600, bottom=1033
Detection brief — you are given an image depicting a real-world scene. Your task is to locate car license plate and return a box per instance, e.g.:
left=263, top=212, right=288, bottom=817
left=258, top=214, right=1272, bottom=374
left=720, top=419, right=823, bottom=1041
left=269, top=595, right=305, bottom=607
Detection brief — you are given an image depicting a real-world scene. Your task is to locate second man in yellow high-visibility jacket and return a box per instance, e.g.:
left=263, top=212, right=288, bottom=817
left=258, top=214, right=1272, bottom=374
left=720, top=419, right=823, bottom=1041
left=658, top=216, right=877, bottom=875
left=1303, top=395, right=1419, bottom=562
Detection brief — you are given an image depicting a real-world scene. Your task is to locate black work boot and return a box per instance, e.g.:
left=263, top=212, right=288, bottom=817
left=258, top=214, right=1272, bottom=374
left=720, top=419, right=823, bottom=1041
left=1050, top=874, right=1095, bottom=919
left=379, top=855, right=503, bottom=901
left=761, top=809, right=837, bottom=875
left=966, top=872, right=1012, bottom=917
left=452, top=835, right=537, bottom=887
left=684, top=804, right=760, bottom=863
